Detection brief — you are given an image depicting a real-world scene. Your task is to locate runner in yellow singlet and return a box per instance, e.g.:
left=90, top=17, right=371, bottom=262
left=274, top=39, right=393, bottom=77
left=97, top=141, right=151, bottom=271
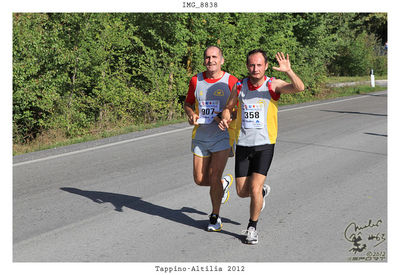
left=219, top=49, right=305, bottom=244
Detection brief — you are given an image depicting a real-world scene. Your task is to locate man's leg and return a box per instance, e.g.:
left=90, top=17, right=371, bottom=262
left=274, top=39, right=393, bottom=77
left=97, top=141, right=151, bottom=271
left=193, top=153, right=232, bottom=202
left=208, top=148, right=231, bottom=215
left=235, top=145, right=252, bottom=198
left=238, top=145, right=274, bottom=244
left=235, top=176, right=250, bottom=198
left=236, top=173, right=266, bottom=220
left=241, top=173, right=266, bottom=245
left=248, top=173, right=267, bottom=222
left=192, top=155, right=211, bottom=186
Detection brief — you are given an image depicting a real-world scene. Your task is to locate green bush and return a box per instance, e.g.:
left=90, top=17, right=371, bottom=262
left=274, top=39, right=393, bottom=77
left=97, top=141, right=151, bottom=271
left=329, top=32, right=382, bottom=76
left=13, top=13, right=387, bottom=144
left=373, top=55, right=387, bottom=76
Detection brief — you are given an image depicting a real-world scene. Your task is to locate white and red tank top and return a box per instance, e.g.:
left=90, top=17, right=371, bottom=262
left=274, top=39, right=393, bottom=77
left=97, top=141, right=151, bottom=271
left=236, top=76, right=280, bottom=146
left=186, top=72, right=238, bottom=142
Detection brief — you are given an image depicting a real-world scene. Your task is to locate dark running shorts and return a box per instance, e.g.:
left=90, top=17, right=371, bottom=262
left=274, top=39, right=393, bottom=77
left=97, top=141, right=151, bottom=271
left=235, top=144, right=275, bottom=177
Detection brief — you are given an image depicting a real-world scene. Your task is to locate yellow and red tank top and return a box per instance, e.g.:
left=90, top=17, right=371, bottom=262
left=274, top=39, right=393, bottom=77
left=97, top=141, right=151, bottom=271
left=236, top=76, right=280, bottom=146
left=185, top=72, right=238, bottom=142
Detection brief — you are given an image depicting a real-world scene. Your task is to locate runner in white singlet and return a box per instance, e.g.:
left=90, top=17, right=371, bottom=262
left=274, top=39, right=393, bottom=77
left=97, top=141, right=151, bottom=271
left=184, top=46, right=238, bottom=232
left=219, top=49, right=305, bottom=244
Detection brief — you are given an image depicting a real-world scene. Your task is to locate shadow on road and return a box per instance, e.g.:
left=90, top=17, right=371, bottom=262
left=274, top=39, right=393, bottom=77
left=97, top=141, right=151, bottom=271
left=320, top=109, right=387, bottom=117
left=362, top=93, right=387, bottom=97
left=60, top=187, right=243, bottom=241
left=364, top=132, right=387, bottom=138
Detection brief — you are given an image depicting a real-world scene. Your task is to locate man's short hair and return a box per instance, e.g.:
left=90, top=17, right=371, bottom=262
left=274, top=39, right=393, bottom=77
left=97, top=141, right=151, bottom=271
left=203, top=45, right=224, bottom=59
left=247, top=49, right=268, bottom=65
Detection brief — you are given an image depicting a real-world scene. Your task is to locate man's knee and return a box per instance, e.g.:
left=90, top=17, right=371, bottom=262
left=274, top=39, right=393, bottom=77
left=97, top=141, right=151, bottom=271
left=209, top=172, right=223, bottom=184
left=237, top=190, right=248, bottom=198
left=236, top=183, right=249, bottom=198
left=194, top=174, right=208, bottom=186
left=249, top=184, right=263, bottom=198
left=194, top=177, right=203, bottom=186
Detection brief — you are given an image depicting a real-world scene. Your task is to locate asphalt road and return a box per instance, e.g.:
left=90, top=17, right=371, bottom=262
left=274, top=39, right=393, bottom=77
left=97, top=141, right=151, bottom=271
left=13, top=90, right=387, bottom=263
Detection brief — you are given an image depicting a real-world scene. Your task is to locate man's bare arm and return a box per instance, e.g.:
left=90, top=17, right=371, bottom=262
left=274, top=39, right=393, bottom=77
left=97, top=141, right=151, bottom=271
left=272, top=52, right=305, bottom=94
left=184, top=102, right=199, bottom=125
left=219, top=84, right=238, bottom=131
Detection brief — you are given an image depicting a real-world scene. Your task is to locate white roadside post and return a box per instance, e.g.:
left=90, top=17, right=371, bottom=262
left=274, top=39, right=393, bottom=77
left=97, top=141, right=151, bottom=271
left=370, top=69, right=375, bottom=87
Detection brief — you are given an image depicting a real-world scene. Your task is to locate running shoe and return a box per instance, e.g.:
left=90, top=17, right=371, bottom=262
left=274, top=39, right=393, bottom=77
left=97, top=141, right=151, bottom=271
left=207, top=214, right=222, bottom=232
left=243, top=226, right=258, bottom=244
left=261, top=184, right=271, bottom=211
left=221, top=174, right=233, bottom=204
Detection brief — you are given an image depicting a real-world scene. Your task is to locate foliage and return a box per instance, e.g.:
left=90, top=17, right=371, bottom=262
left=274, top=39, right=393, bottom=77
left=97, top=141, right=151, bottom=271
left=13, top=13, right=387, bottom=144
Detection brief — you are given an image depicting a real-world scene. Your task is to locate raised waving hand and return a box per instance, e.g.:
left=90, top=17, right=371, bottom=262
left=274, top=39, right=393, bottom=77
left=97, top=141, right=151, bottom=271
left=272, top=52, right=291, bottom=73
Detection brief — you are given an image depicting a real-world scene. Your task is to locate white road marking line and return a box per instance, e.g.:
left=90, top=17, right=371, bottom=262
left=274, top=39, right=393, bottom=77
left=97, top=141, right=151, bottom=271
left=13, top=127, right=193, bottom=167
left=279, top=91, right=386, bottom=112
left=14, top=91, right=386, bottom=167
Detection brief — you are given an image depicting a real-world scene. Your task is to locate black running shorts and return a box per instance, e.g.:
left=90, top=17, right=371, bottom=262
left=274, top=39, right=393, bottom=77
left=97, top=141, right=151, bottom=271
left=235, top=144, right=275, bottom=177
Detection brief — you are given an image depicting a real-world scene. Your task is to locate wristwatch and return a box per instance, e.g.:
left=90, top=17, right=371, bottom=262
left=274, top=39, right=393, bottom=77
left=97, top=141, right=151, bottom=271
left=216, top=112, right=233, bottom=119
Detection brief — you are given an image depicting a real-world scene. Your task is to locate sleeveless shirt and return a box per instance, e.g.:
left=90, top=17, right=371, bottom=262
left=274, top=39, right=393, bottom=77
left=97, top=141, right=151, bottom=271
left=190, top=72, right=236, bottom=142
left=237, top=76, right=280, bottom=146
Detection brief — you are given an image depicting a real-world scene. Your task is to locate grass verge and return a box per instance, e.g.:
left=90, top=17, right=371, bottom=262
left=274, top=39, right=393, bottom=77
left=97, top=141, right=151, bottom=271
left=279, top=84, right=386, bottom=106
left=13, top=80, right=387, bottom=156
left=324, top=75, right=387, bottom=83
left=13, top=118, right=187, bottom=156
